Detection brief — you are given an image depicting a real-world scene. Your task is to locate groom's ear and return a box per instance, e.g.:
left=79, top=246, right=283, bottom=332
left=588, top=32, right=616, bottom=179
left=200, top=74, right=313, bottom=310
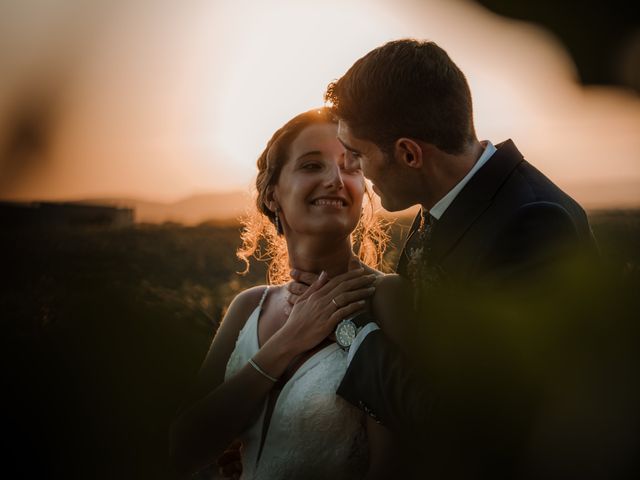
left=394, top=138, right=424, bottom=169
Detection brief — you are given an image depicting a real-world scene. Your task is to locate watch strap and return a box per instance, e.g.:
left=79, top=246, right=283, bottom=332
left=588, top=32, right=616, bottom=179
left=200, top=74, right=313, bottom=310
left=350, top=311, right=373, bottom=329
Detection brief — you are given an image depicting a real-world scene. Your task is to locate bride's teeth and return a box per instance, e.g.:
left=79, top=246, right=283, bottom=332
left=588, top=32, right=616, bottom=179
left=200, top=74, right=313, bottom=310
left=314, top=199, right=344, bottom=207
left=313, top=198, right=345, bottom=207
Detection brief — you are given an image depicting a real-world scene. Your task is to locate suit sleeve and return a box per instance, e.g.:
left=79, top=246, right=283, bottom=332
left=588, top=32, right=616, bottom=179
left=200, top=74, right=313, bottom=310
left=337, top=329, right=437, bottom=435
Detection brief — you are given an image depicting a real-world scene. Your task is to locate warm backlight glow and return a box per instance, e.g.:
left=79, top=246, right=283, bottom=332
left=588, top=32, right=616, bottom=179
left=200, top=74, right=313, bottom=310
left=1, top=0, right=638, bottom=209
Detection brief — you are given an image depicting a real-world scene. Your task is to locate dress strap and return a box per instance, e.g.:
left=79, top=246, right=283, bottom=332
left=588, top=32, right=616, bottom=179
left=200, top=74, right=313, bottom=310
left=257, top=286, right=270, bottom=309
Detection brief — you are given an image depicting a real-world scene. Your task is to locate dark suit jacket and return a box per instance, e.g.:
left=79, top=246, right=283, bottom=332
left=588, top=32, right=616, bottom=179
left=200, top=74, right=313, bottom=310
left=337, top=140, right=598, bottom=478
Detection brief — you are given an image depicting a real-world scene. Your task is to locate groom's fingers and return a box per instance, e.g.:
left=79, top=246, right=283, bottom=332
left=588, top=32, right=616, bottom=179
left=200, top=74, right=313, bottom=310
left=290, top=268, right=319, bottom=286
left=219, top=463, right=242, bottom=479
left=285, top=293, right=299, bottom=310
left=217, top=443, right=242, bottom=479
left=348, top=257, right=363, bottom=271
left=289, top=292, right=300, bottom=304
left=287, top=281, right=308, bottom=297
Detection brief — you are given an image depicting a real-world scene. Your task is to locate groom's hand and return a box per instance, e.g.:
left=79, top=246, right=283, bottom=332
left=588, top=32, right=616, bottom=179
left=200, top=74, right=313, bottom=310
left=216, top=440, right=242, bottom=479
left=286, top=270, right=318, bottom=313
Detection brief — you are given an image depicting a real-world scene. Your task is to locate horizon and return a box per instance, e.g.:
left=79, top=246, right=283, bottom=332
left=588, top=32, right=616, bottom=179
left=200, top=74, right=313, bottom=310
left=3, top=181, right=638, bottom=228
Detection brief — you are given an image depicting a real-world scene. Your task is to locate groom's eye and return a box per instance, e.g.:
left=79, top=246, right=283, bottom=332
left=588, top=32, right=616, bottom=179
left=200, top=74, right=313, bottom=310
left=341, top=162, right=361, bottom=173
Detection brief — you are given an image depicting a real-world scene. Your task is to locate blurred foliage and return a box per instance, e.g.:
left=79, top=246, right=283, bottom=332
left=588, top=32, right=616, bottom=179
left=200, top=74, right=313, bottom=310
left=1, top=210, right=638, bottom=479
left=405, top=250, right=639, bottom=477
left=1, top=223, right=263, bottom=480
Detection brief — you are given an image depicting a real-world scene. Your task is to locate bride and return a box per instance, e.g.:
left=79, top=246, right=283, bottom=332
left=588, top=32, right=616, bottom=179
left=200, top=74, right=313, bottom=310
left=170, top=108, right=407, bottom=479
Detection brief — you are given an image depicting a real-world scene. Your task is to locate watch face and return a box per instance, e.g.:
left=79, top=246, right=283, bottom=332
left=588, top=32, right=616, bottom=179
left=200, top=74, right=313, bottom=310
left=335, top=319, right=357, bottom=348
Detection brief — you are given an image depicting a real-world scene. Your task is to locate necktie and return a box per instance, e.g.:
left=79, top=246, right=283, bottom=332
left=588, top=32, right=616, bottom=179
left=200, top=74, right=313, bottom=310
left=403, top=209, right=435, bottom=289
left=417, top=209, right=435, bottom=247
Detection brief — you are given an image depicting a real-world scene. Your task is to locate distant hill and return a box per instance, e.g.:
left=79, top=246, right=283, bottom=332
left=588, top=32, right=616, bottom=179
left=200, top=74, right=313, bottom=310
left=75, top=192, right=253, bottom=225
left=13, top=178, right=638, bottom=226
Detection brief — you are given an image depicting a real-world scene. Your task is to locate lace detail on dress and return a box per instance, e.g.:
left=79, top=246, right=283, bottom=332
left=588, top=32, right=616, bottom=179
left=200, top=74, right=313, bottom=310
left=224, top=287, right=368, bottom=479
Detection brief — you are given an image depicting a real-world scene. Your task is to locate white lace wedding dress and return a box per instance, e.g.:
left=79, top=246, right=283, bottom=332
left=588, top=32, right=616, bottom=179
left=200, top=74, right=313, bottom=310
left=224, top=287, right=369, bottom=479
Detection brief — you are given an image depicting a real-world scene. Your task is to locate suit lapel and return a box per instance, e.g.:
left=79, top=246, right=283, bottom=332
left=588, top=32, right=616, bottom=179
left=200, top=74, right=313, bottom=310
left=429, top=139, right=524, bottom=264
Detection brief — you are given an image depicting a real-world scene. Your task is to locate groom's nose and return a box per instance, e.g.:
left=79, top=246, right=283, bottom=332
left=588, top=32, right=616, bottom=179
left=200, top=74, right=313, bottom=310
left=344, top=151, right=361, bottom=172
left=324, top=163, right=345, bottom=189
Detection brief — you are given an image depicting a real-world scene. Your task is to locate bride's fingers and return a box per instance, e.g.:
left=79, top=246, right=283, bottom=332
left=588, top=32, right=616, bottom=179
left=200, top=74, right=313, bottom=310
left=322, top=273, right=376, bottom=301
left=332, top=287, right=375, bottom=308
left=299, top=271, right=328, bottom=300
left=328, top=300, right=367, bottom=328
left=313, top=269, right=370, bottom=298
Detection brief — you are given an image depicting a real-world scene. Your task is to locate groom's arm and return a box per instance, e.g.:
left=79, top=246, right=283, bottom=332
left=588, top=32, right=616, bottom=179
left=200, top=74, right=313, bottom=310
left=337, top=275, right=437, bottom=437
left=337, top=328, right=437, bottom=435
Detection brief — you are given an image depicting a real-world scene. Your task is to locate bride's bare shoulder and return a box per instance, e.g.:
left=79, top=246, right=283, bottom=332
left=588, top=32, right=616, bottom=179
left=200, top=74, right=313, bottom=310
left=221, top=285, right=269, bottom=328
left=230, top=285, right=269, bottom=308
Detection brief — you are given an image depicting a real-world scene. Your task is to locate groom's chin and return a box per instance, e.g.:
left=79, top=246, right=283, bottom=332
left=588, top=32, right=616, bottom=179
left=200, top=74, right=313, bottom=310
left=377, top=195, right=395, bottom=212
left=380, top=198, right=414, bottom=213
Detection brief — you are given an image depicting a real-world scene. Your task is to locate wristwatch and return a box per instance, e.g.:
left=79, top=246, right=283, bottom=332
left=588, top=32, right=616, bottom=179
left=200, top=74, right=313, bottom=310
left=335, top=312, right=372, bottom=351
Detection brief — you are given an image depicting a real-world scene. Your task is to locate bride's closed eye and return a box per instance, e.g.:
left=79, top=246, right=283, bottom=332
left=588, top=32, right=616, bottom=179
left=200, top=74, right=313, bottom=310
left=301, top=162, right=322, bottom=171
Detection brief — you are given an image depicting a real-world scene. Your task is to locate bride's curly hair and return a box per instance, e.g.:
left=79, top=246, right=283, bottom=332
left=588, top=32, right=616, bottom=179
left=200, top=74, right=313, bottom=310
left=237, top=107, right=390, bottom=284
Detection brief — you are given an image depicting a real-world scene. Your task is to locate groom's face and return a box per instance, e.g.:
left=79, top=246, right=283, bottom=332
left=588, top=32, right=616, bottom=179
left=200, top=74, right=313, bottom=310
left=337, top=120, right=411, bottom=212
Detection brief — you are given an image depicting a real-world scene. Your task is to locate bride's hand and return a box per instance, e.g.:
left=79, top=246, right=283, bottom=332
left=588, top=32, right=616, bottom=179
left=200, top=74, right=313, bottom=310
left=286, top=258, right=372, bottom=314
left=285, top=270, right=318, bottom=315
left=270, top=267, right=376, bottom=356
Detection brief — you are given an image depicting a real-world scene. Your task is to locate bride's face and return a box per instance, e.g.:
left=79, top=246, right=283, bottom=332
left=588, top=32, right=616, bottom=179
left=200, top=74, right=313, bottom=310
left=273, top=122, right=365, bottom=238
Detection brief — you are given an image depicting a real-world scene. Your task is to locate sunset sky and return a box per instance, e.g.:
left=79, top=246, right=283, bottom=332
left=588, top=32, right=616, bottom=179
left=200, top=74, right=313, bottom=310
left=1, top=0, right=639, bottom=209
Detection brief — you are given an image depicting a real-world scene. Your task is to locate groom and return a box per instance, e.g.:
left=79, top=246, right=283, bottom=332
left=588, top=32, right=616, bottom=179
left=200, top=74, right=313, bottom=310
left=310, top=39, right=597, bottom=478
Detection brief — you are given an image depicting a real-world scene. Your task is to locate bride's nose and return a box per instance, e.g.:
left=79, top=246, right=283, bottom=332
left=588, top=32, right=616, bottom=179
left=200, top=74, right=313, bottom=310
left=324, top=163, right=344, bottom=189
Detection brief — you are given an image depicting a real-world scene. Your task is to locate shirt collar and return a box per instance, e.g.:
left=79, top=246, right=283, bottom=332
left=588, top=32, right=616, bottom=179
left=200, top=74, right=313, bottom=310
left=429, top=141, right=496, bottom=220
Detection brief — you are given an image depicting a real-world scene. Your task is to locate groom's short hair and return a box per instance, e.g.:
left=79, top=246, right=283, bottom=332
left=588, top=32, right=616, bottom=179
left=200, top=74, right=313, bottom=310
left=325, top=39, right=476, bottom=155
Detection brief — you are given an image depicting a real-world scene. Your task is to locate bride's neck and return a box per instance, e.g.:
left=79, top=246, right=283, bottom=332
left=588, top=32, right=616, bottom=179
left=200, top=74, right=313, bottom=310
left=285, top=234, right=356, bottom=278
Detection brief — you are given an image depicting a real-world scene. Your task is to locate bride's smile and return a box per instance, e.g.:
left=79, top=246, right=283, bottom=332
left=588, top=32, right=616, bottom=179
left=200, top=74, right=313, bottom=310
left=310, top=196, right=349, bottom=208
left=270, top=122, right=365, bottom=239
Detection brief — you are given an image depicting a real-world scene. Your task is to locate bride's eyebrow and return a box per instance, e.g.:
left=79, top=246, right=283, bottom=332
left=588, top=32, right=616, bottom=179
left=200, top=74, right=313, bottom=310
left=295, top=151, right=322, bottom=162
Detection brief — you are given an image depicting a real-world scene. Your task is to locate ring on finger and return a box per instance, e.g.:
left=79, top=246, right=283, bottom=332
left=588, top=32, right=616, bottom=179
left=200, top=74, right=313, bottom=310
left=332, top=298, right=339, bottom=308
